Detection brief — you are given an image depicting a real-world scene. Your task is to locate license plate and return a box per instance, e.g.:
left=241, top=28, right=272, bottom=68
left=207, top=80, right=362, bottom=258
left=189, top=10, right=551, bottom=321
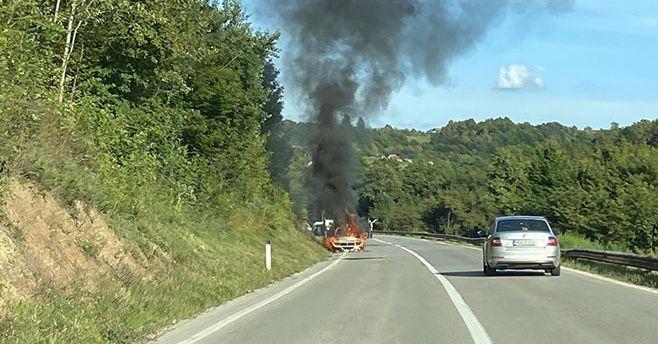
left=513, top=239, right=535, bottom=247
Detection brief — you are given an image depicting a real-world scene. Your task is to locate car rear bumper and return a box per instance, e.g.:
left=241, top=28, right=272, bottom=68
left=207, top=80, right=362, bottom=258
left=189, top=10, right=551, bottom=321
left=486, top=246, right=560, bottom=270
left=491, top=260, right=559, bottom=270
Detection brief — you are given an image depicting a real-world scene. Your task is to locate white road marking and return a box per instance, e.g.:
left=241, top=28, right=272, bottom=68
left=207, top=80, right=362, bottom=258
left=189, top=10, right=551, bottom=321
left=178, top=254, right=345, bottom=344
left=562, top=267, right=658, bottom=295
left=381, top=235, right=658, bottom=296
left=375, top=238, right=493, bottom=344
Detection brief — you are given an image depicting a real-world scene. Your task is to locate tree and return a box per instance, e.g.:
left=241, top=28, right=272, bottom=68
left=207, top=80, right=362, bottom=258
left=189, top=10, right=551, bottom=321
left=261, top=60, right=292, bottom=190
left=261, top=60, right=284, bottom=132
left=281, top=116, right=656, bottom=251
left=341, top=113, right=353, bottom=127
left=57, top=0, right=98, bottom=102
left=488, top=148, right=530, bottom=215
left=356, top=116, right=366, bottom=130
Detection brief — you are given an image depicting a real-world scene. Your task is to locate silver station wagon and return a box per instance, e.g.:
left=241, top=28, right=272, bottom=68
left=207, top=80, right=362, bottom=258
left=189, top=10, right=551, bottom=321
left=482, top=216, right=561, bottom=276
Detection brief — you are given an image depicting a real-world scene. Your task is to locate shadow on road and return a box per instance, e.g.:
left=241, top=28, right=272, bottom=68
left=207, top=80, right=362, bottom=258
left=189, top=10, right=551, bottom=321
left=343, top=256, right=386, bottom=261
left=440, top=270, right=547, bottom=277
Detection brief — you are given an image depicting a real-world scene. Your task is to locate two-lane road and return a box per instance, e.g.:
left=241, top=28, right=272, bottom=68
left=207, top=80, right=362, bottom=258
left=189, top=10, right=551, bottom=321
left=155, top=235, right=658, bottom=344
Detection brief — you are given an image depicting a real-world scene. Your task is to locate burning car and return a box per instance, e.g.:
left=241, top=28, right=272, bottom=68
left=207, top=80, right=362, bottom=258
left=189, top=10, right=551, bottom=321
left=322, top=212, right=367, bottom=252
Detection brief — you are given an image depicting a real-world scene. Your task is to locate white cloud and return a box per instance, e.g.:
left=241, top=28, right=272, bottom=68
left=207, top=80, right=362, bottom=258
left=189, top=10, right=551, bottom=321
left=496, top=64, right=544, bottom=90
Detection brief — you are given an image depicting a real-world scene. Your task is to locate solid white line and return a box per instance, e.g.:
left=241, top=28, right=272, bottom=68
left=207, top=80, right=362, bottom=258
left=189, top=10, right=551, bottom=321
left=178, top=255, right=345, bottom=344
left=375, top=238, right=493, bottom=344
left=381, top=235, right=658, bottom=296
left=562, top=267, right=658, bottom=295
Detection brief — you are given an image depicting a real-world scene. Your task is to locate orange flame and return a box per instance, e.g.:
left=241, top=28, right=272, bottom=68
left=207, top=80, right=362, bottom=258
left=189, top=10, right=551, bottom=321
left=323, top=212, right=366, bottom=252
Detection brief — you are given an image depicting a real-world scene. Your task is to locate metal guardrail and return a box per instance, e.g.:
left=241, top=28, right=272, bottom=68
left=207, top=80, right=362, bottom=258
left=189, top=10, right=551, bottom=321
left=374, top=230, right=658, bottom=271
left=561, top=249, right=658, bottom=271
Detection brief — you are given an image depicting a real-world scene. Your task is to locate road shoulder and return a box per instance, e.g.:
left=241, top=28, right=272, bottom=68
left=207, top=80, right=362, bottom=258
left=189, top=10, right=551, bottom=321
left=151, top=253, right=344, bottom=343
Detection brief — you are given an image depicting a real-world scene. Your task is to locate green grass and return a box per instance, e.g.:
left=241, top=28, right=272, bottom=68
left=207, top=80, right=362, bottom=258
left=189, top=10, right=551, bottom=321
left=75, top=238, right=99, bottom=258
left=562, top=258, right=658, bottom=289
left=0, top=205, right=327, bottom=343
left=558, top=232, right=628, bottom=252
left=407, top=133, right=431, bottom=145
left=0, top=104, right=328, bottom=343
left=557, top=233, right=658, bottom=288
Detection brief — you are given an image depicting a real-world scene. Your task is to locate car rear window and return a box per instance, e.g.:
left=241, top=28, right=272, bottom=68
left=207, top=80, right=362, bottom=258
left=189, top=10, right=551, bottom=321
left=496, top=219, right=550, bottom=232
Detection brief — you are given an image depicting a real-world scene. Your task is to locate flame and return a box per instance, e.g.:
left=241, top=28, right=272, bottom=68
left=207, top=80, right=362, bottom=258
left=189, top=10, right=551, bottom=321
left=323, top=212, right=366, bottom=252
left=322, top=236, right=335, bottom=251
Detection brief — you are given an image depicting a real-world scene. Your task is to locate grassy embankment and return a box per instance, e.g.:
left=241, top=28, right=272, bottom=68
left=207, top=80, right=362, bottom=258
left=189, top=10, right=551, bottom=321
left=0, top=114, right=327, bottom=343
left=558, top=232, right=658, bottom=289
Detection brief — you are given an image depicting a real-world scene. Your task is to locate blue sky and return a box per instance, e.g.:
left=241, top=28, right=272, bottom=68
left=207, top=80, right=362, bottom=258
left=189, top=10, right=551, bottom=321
left=244, top=0, right=658, bottom=130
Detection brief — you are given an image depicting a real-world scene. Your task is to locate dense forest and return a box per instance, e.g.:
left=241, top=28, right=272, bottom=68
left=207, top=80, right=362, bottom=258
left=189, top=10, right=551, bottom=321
left=0, top=1, right=325, bottom=342
left=278, top=117, right=658, bottom=253
left=1, top=0, right=284, bottom=211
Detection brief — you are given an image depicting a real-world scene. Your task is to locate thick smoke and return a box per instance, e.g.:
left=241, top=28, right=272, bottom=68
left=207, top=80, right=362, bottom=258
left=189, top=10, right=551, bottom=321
left=267, top=0, right=574, bottom=221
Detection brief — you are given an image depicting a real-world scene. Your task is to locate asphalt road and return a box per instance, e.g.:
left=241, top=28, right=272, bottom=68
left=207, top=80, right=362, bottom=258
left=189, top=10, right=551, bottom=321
left=154, top=235, right=658, bottom=344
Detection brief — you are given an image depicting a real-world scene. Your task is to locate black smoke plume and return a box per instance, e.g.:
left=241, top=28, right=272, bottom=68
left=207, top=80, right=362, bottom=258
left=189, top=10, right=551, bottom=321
left=266, top=0, right=574, bottom=221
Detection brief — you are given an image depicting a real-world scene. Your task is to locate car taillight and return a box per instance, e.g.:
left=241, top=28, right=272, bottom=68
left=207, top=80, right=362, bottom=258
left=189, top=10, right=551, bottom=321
left=491, top=237, right=502, bottom=247
left=547, top=236, right=558, bottom=246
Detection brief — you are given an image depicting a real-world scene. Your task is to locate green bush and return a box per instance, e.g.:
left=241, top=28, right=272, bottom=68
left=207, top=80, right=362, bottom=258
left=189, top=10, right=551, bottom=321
left=0, top=1, right=327, bottom=343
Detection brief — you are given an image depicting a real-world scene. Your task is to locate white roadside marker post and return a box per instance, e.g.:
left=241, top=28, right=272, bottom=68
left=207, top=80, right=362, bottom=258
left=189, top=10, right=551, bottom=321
left=265, top=240, right=272, bottom=271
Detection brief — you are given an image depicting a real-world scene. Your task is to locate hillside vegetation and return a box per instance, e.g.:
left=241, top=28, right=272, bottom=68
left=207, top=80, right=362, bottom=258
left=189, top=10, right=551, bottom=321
left=0, top=1, right=325, bottom=342
left=280, top=117, right=658, bottom=254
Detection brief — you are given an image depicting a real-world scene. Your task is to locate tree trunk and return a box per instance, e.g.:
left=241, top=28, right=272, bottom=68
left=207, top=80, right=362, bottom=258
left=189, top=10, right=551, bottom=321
left=446, top=209, right=452, bottom=234
left=58, top=0, right=87, bottom=103
left=54, top=0, right=62, bottom=21
left=58, top=1, right=76, bottom=102
left=70, top=44, right=84, bottom=97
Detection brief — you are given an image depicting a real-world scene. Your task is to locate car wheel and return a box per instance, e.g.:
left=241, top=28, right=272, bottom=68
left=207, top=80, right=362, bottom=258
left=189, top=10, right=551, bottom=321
left=483, top=261, right=496, bottom=276
left=550, top=265, right=561, bottom=276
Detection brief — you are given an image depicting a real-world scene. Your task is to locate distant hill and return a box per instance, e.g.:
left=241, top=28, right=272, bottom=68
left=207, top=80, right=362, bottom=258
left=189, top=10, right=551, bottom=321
left=281, top=116, right=590, bottom=161
left=279, top=117, right=658, bottom=253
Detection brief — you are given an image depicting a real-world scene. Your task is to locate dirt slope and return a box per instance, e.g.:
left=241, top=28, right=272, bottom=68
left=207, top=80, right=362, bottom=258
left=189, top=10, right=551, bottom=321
left=0, top=180, right=145, bottom=312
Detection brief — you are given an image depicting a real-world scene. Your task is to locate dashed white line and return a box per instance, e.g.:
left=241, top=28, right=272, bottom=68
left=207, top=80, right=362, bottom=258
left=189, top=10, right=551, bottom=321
left=178, top=254, right=345, bottom=344
left=375, top=238, right=493, bottom=344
